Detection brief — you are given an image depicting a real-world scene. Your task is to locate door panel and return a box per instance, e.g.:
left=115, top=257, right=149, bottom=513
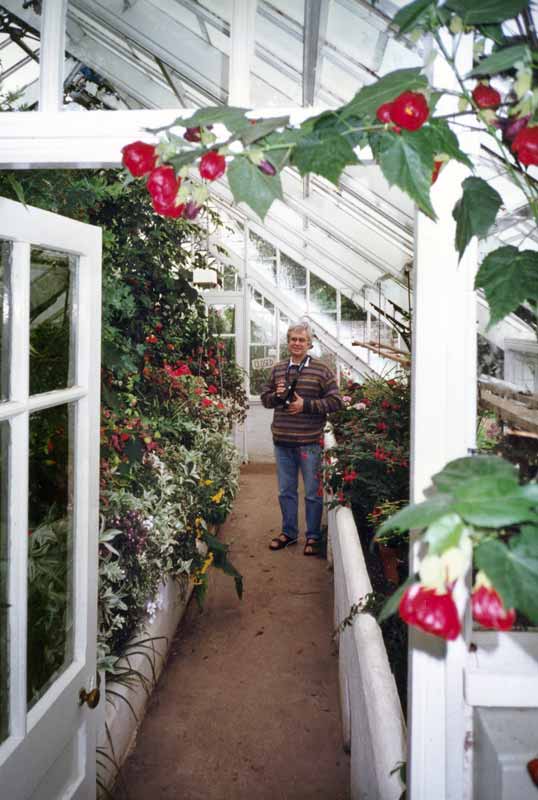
left=0, top=198, right=101, bottom=800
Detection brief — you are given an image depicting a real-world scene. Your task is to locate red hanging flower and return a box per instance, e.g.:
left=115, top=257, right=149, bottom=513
left=342, top=467, right=358, bottom=482
left=151, top=196, right=186, bottom=218
left=147, top=166, right=181, bottom=205
left=199, top=151, right=227, bottom=181
left=512, top=125, right=538, bottom=166
left=472, top=83, right=501, bottom=110
left=471, top=575, right=516, bottom=631
left=390, top=91, right=429, bottom=131
left=121, top=141, right=157, bottom=177
left=399, top=583, right=461, bottom=640
left=201, top=397, right=213, bottom=407
left=431, top=159, right=443, bottom=184
left=207, top=384, right=218, bottom=394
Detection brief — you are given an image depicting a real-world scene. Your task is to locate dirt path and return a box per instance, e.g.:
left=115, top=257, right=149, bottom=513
left=115, top=463, right=350, bottom=800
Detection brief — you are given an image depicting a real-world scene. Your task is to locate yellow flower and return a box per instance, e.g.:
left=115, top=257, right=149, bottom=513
left=200, top=551, right=214, bottom=575
left=204, top=479, right=213, bottom=486
left=210, top=488, right=224, bottom=504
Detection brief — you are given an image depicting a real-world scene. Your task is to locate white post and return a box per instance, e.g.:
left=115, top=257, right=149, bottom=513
left=229, top=0, right=258, bottom=107
left=408, top=33, right=477, bottom=800
left=39, top=0, right=68, bottom=112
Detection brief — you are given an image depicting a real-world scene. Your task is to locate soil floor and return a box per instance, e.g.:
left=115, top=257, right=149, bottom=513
left=115, top=462, right=350, bottom=800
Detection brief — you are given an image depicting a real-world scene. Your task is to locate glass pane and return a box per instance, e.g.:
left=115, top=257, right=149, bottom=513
left=249, top=231, right=277, bottom=285
left=280, top=253, right=306, bottom=295
left=250, top=344, right=275, bottom=395
left=0, top=242, right=11, bottom=401
left=0, top=422, right=9, bottom=744
left=27, top=404, right=74, bottom=709
left=208, top=304, right=235, bottom=335
left=30, top=248, right=75, bottom=395
left=250, top=291, right=275, bottom=344
left=310, top=273, right=336, bottom=312
left=222, top=265, right=242, bottom=292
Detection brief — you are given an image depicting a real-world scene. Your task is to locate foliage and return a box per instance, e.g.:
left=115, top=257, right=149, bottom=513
left=0, top=169, right=247, bottom=673
left=323, top=376, right=410, bottom=530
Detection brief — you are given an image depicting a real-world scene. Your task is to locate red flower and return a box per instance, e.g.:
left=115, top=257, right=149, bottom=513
left=201, top=397, right=213, bottom=407
left=151, top=195, right=185, bottom=219
left=501, top=114, right=530, bottom=145
left=472, top=585, right=516, bottom=631
left=155, top=322, right=163, bottom=332
left=381, top=399, right=391, bottom=409
left=165, top=363, right=191, bottom=378
left=184, top=126, right=202, bottom=142
left=145, top=334, right=158, bottom=344
left=390, top=91, right=429, bottom=131
left=472, top=83, right=501, bottom=110
left=374, top=447, right=386, bottom=461
left=147, top=166, right=181, bottom=205
left=399, top=584, right=461, bottom=640
left=121, top=141, right=157, bottom=177
left=217, top=401, right=225, bottom=410
left=207, top=384, right=218, bottom=394
left=208, top=357, right=217, bottom=367
left=194, top=388, right=203, bottom=395
left=431, top=159, right=443, bottom=184
left=120, top=433, right=130, bottom=441
left=512, top=125, right=538, bottom=166
left=199, top=151, right=226, bottom=181
left=376, top=103, right=393, bottom=123
left=343, top=468, right=358, bottom=482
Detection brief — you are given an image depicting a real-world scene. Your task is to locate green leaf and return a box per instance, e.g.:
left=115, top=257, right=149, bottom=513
left=369, top=129, right=436, bottom=219
left=426, top=119, right=472, bottom=166
left=476, top=23, right=507, bottom=46
left=392, top=0, right=436, bottom=34
left=452, top=177, right=503, bottom=260
left=432, top=455, right=519, bottom=494
left=168, top=148, right=204, bottom=170
left=291, top=130, right=359, bottom=185
left=227, top=156, right=283, bottom=220
left=445, top=0, right=529, bottom=24
left=468, top=44, right=531, bottom=77
left=424, top=513, right=465, bottom=554
left=378, top=575, right=418, bottom=623
left=475, top=245, right=538, bottom=325
left=456, top=492, right=538, bottom=527
left=475, top=527, right=538, bottom=622
left=239, top=115, right=290, bottom=145
left=262, top=129, right=304, bottom=171
left=340, top=68, right=429, bottom=121
left=314, top=110, right=369, bottom=150
left=377, top=493, right=456, bottom=535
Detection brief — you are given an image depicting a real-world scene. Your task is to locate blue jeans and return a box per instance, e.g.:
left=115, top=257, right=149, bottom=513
left=274, top=444, right=323, bottom=542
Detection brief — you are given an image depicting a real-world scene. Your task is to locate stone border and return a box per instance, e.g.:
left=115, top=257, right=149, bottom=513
left=97, top=577, right=194, bottom=795
left=329, top=504, right=407, bottom=799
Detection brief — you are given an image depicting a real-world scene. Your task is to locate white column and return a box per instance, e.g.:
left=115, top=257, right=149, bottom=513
left=229, top=0, right=258, bottom=107
left=39, top=0, right=68, bottom=112
left=408, top=34, right=477, bottom=800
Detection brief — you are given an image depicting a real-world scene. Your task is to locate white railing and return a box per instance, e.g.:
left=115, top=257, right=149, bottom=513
left=326, top=430, right=406, bottom=800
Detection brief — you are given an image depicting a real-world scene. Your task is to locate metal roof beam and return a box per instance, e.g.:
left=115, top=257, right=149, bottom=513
left=302, top=0, right=328, bottom=107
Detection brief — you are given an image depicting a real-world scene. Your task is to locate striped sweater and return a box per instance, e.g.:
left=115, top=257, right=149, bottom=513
left=260, top=357, right=343, bottom=445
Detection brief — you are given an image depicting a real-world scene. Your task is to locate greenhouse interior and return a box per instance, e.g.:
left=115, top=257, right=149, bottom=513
left=0, top=1, right=538, bottom=799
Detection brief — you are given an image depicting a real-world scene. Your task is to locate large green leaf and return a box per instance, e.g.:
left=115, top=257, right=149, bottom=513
left=239, top=115, right=290, bottom=146
left=468, top=44, right=531, bottom=77
left=475, top=245, right=538, bottom=325
left=475, top=527, right=538, bottom=623
left=177, top=106, right=249, bottom=133
left=433, top=457, right=519, bottom=493
left=445, top=0, right=529, bottom=24
left=227, top=156, right=283, bottom=220
left=456, top=492, right=538, bottom=527
left=314, top=110, right=369, bottom=150
left=392, top=0, right=436, bottom=34
left=260, top=129, right=302, bottom=171
left=426, top=119, right=473, bottom=166
left=370, top=129, right=436, bottom=219
left=340, top=68, right=429, bottom=121
left=377, top=493, right=456, bottom=535
left=424, top=513, right=465, bottom=554
left=452, top=177, right=503, bottom=260
left=291, top=129, right=359, bottom=185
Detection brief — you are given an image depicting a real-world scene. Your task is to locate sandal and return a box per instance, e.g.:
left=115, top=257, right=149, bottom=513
left=269, top=533, right=297, bottom=551
left=304, top=539, right=322, bottom=557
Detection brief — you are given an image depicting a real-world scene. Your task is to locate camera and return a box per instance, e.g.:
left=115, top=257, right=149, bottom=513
left=276, top=377, right=298, bottom=408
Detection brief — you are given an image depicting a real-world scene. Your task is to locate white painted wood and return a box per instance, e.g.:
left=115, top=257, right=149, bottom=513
left=408, top=31, right=477, bottom=800
left=326, top=429, right=406, bottom=800
left=229, top=0, right=257, bottom=106
left=0, top=198, right=102, bottom=800
left=474, top=708, right=538, bottom=800
left=39, top=0, right=68, bottom=112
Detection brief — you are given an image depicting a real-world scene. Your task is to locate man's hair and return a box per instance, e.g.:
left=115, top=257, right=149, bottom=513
left=287, top=321, right=313, bottom=345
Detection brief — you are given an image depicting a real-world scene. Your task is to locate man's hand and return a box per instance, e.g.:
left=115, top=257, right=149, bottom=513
left=276, top=379, right=287, bottom=397
left=287, top=392, right=304, bottom=414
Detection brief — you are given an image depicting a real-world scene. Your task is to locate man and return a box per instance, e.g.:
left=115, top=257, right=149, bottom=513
left=260, top=322, right=343, bottom=556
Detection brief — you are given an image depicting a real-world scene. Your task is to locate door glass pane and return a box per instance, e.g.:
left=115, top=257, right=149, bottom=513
left=208, top=304, right=235, bottom=335
left=0, top=242, right=11, bottom=401
left=27, top=404, right=74, bottom=710
left=30, top=248, right=76, bottom=395
left=0, top=421, right=9, bottom=744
